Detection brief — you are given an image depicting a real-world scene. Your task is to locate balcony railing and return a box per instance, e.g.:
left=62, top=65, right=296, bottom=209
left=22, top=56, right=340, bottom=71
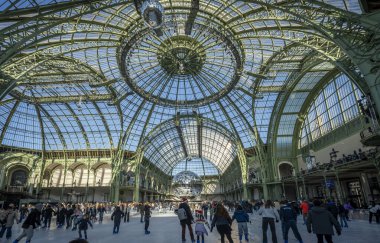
left=3, top=186, right=28, bottom=193
left=360, top=125, right=380, bottom=146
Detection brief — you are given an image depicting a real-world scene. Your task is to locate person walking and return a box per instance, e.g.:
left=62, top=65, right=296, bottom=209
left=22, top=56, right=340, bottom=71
left=337, top=203, right=348, bottom=228
left=177, top=197, right=195, bottom=243
left=202, top=202, right=209, bottom=221
left=306, top=199, right=341, bottom=243
left=89, top=206, right=97, bottom=222
left=121, top=203, right=127, bottom=223
left=42, top=204, right=54, bottom=228
left=258, top=200, right=279, bottom=243
left=57, top=203, right=67, bottom=228
left=13, top=203, right=42, bottom=243
left=0, top=203, right=19, bottom=240
left=210, top=203, right=233, bottom=243
left=0, top=207, right=7, bottom=233
left=71, top=205, right=83, bottom=231
left=325, top=200, right=339, bottom=221
left=343, top=201, right=353, bottom=221
left=368, top=201, right=380, bottom=224
left=65, top=204, right=74, bottom=229
left=210, top=202, right=216, bottom=221
left=299, top=200, right=309, bottom=225
left=75, top=214, right=93, bottom=240
left=126, top=203, right=132, bottom=222
left=232, top=205, right=250, bottom=243
left=97, top=204, right=106, bottom=223
left=139, top=203, right=145, bottom=223
left=111, top=206, right=124, bottom=234
left=19, top=204, right=28, bottom=223
left=279, top=200, right=303, bottom=243
left=144, top=203, right=151, bottom=234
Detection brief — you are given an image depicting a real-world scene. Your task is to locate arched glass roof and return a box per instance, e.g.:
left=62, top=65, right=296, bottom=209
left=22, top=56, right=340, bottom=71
left=300, top=73, right=363, bottom=148
left=142, top=116, right=237, bottom=175
left=0, top=0, right=369, bottom=176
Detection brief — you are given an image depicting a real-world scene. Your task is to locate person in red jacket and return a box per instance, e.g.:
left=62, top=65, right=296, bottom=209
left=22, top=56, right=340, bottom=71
left=300, top=200, right=309, bottom=225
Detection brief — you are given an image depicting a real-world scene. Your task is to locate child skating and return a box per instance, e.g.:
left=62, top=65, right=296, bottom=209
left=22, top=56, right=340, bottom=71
left=75, top=214, right=93, bottom=240
left=195, top=210, right=209, bottom=243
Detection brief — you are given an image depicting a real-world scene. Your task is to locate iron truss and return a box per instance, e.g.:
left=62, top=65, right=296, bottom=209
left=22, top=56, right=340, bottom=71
left=0, top=1, right=379, bottom=193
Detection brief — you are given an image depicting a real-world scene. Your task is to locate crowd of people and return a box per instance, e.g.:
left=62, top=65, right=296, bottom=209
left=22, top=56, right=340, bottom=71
left=0, top=198, right=379, bottom=243
left=0, top=201, right=157, bottom=242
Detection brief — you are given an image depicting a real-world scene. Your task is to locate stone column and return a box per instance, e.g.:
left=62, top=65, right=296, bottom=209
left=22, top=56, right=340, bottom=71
left=111, top=175, right=120, bottom=203
left=334, top=170, right=343, bottom=203
left=360, top=173, right=371, bottom=205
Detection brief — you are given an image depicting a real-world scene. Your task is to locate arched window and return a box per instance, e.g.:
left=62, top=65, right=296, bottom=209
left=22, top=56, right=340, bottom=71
left=73, top=166, right=94, bottom=187
left=10, top=169, right=28, bottom=186
left=73, top=165, right=85, bottom=186
left=300, top=74, right=363, bottom=148
left=51, top=167, right=64, bottom=187
left=94, top=165, right=111, bottom=186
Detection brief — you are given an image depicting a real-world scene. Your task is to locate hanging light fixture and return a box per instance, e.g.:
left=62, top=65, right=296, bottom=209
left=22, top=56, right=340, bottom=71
left=140, top=0, right=164, bottom=29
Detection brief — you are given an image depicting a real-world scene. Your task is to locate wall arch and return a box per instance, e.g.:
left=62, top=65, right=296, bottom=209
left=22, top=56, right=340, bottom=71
left=1, top=162, right=32, bottom=188
left=278, top=161, right=294, bottom=179
left=94, top=163, right=111, bottom=186
left=8, top=166, right=29, bottom=187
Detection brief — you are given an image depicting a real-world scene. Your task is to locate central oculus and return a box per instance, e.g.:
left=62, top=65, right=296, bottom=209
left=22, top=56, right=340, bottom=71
left=119, top=22, right=243, bottom=107
left=157, top=36, right=206, bottom=75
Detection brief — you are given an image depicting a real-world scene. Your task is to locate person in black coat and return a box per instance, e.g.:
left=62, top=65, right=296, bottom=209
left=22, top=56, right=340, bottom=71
left=337, top=203, right=348, bottom=227
left=144, top=203, right=151, bottom=234
left=66, top=205, right=74, bottom=229
left=307, top=200, right=341, bottom=243
left=97, top=205, right=106, bottom=223
left=325, top=200, right=339, bottom=220
left=111, top=206, right=124, bottom=234
left=178, top=198, right=195, bottom=242
left=76, top=214, right=93, bottom=240
left=202, top=202, right=209, bottom=220
left=57, top=204, right=67, bottom=228
left=42, top=204, right=54, bottom=228
left=89, top=207, right=97, bottom=222
left=13, top=204, right=42, bottom=243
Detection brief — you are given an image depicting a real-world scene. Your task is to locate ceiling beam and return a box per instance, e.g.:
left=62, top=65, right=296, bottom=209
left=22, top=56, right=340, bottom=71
left=11, top=90, right=113, bottom=103
left=37, top=104, right=67, bottom=149
left=0, top=98, right=16, bottom=106
left=175, top=114, right=189, bottom=158
left=0, top=0, right=103, bottom=20
left=65, top=104, right=90, bottom=148
left=197, top=116, right=202, bottom=158
left=0, top=100, right=20, bottom=144
left=18, top=79, right=95, bottom=86
left=93, top=102, right=114, bottom=149
left=185, top=0, right=199, bottom=35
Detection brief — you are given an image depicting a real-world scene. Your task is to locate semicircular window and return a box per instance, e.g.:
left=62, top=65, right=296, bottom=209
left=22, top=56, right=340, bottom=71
left=300, top=74, right=363, bottom=148
left=171, top=157, right=219, bottom=176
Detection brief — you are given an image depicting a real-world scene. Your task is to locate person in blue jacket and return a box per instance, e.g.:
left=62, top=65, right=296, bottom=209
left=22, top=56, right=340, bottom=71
left=232, top=204, right=250, bottom=243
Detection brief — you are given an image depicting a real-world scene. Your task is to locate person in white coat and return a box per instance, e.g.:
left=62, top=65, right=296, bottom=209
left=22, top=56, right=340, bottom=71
left=368, top=201, right=380, bottom=224
left=257, top=200, right=280, bottom=243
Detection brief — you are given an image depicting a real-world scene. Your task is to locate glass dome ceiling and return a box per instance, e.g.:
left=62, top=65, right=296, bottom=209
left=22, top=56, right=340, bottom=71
left=142, top=116, right=237, bottom=175
left=0, top=0, right=367, bottom=175
left=119, top=20, right=243, bottom=107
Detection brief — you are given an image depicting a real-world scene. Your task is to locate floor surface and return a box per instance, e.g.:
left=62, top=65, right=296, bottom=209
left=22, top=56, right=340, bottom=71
left=1, top=210, right=379, bottom=243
